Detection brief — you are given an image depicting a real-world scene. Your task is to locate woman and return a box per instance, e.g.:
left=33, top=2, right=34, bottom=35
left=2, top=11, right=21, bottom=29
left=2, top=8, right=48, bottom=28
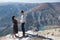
left=12, top=16, right=18, bottom=38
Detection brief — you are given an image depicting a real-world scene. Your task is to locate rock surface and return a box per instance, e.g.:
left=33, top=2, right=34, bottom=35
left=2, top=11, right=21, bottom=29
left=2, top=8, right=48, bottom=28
left=0, top=28, right=60, bottom=40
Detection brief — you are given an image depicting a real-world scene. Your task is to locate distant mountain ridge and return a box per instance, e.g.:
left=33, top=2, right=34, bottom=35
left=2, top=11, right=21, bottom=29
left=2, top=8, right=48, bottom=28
left=0, top=3, right=60, bottom=35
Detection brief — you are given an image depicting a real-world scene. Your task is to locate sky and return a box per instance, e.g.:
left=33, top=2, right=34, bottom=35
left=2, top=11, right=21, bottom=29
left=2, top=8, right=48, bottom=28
left=0, top=0, right=60, bottom=3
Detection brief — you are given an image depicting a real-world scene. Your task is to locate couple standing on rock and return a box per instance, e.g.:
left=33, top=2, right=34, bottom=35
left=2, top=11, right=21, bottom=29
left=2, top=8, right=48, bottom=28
left=12, top=10, right=25, bottom=38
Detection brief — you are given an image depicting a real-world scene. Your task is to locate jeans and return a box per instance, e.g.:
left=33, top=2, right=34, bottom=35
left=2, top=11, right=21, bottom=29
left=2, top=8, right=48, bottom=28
left=21, top=23, right=25, bottom=36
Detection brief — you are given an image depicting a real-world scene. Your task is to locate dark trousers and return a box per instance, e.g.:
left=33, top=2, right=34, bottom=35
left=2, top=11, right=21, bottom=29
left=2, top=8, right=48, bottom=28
left=21, top=23, right=25, bottom=36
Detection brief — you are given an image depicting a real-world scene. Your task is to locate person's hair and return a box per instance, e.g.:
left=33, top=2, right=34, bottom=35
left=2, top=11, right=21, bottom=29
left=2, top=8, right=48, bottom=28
left=12, top=16, right=15, bottom=21
left=21, top=10, right=24, bottom=14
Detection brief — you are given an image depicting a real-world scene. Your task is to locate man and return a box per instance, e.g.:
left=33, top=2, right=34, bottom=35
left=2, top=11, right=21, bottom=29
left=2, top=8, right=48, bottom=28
left=20, top=10, right=25, bottom=37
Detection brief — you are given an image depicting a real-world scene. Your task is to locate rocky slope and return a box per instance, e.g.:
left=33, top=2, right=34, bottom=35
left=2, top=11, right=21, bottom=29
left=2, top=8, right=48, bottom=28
left=0, top=27, right=60, bottom=40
